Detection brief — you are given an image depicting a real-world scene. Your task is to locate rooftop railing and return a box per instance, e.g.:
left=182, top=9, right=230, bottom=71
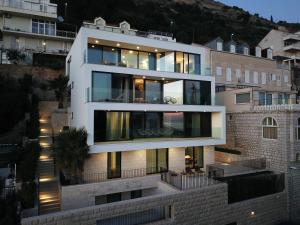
left=0, top=0, right=57, bottom=15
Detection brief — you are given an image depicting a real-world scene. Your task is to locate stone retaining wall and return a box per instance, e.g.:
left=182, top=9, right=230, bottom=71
left=22, top=182, right=288, bottom=225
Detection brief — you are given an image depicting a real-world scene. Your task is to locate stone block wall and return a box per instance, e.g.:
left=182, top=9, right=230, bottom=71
left=22, top=182, right=288, bottom=225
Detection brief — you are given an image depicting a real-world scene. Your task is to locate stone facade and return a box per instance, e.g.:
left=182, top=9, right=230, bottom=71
left=22, top=182, right=288, bottom=225
left=223, top=109, right=300, bottom=172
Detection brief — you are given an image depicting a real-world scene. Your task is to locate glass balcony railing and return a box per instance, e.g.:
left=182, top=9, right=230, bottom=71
left=85, top=87, right=212, bottom=105
left=0, top=0, right=57, bottom=15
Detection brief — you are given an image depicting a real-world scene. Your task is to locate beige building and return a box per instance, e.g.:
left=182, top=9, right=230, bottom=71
left=0, top=0, right=76, bottom=64
left=207, top=37, right=300, bottom=224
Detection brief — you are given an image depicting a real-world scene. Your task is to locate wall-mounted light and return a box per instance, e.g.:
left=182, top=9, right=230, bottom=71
left=250, top=211, right=255, bottom=216
left=42, top=41, right=46, bottom=46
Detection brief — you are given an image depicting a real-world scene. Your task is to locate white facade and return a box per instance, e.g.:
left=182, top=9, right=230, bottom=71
left=67, top=18, right=226, bottom=181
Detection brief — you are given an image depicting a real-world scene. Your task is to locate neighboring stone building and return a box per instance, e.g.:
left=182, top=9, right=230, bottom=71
left=0, top=0, right=76, bottom=65
left=207, top=36, right=300, bottom=224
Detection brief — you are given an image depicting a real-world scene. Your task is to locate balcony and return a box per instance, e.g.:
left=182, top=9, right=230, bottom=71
left=283, top=42, right=300, bottom=52
left=0, top=0, right=57, bottom=17
left=283, top=34, right=300, bottom=42
left=3, top=26, right=76, bottom=40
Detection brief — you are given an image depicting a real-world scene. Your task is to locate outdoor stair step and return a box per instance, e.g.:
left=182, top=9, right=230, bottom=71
left=40, top=200, right=60, bottom=206
left=39, top=208, right=60, bottom=215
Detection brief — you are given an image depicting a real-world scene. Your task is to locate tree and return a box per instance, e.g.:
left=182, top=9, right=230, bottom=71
left=55, top=128, right=89, bottom=184
left=48, top=75, right=69, bottom=109
left=6, top=49, right=25, bottom=64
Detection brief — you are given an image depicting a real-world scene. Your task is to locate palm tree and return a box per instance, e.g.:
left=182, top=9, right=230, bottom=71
left=48, top=75, right=69, bottom=109
left=55, top=127, right=89, bottom=184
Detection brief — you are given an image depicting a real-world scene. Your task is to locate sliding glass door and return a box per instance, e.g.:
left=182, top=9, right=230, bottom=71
left=146, top=149, right=168, bottom=174
left=185, top=147, right=203, bottom=171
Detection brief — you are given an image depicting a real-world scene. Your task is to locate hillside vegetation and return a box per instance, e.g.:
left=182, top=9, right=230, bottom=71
left=53, top=0, right=300, bottom=47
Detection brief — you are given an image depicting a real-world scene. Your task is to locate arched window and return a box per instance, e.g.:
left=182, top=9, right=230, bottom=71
left=262, top=117, right=278, bottom=139
left=297, top=118, right=300, bottom=140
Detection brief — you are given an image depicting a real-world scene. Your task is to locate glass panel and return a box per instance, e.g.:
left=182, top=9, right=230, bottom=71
left=163, top=80, right=183, bottom=104
left=111, top=74, right=131, bottom=103
left=278, top=94, right=283, bottom=105
left=133, top=79, right=145, bottom=103
left=259, top=92, right=266, bottom=105
left=138, top=52, right=149, bottom=70
left=185, top=113, right=201, bottom=137
left=88, top=44, right=103, bottom=64
left=107, top=152, right=121, bottom=179
left=131, top=112, right=145, bottom=138
left=131, top=190, right=142, bottom=199
left=194, top=147, right=204, bottom=168
left=39, top=22, right=44, bottom=34
left=32, top=20, right=38, bottom=33
left=236, top=93, right=250, bottom=104
left=120, top=49, right=138, bottom=68
left=92, top=72, right=111, bottom=101
left=148, top=53, right=156, bottom=70
left=163, top=112, right=184, bottom=137
left=185, top=147, right=194, bottom=170
left=188, top=54, right=200, bottom=75
left=145, top=113, right=161, bottom=137
left=175, top=52, right=184, bottom=73
left=184, top=53, right=189, bottom=74
left=200, top=112, right=212, bottom=137
left=185, top=80, right=200, bottom=105
left=49, top=23, right=55, bottom=35
left=156, top=52, right=174, bottom=72
left=200, top=81, right=211, bottom=105
left=103, top=47, right=118, bottom=65
left=157, top=149, right=168, bottom=172
left=146, top=149, right=157, bottom=174
left=266, top=94, right=272, bottom=105
left=106, top=112, right=130, bottom=141
left=106, top=193, right=121, bottom=203
left=145, top=80, right=162, bottom=103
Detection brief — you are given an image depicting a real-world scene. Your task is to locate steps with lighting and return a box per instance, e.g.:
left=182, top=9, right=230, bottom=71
left=38, top=111, right=60, bottom=215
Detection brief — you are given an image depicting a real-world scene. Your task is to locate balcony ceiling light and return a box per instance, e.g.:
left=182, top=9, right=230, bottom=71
left=116, top=43, right=120, bottom=47
left=112, top=48, right=115, bottom=51
left=92, top=45, right=95, bottom=48
left=142, top=76, right=146, bottom=79
left=162, top=78, right=165, bottom=80
left=129, top=50, right=133, bottom=54
left=137, top=46, right=140, bottom=49
left=155, top=49, right=158, bottom=52
left=95, top=40, right=99, bottom=44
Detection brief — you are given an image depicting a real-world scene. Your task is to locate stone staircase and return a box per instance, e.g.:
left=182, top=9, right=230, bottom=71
left=38, top=111, right=60, bottom=215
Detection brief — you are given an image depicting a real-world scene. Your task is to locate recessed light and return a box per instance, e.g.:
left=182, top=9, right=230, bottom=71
left=162, top=78, right=165, bottom=80
left=137, top=46, right=140, bottom=49
left=129, top=50, right=133, bottom=54
left=92, top=45, right=95, bottom=48
left=250, top=211, right=255, bottom=216
left=155, top=49, right=158, bottom=52
left=112, top=48, right=115, bottom=51
left=95, top=40, right=99, bottom=44
left=116, top=43, right=120, bottom=47
left=143, top=76, right=146, bottom=79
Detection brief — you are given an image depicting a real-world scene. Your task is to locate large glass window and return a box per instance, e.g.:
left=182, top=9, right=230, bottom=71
left=185, top=80, right=200, bottom=105
left=92, top=72, right=131, bottom=103
left=185, top=113, right=201, bottom=137
left=259, top=92, right=272, bottom=105
left=139, top=52, right=149, bottom=70
left=200, top=81, right=211, bottom=105
left=92, top=72, right=111, bottom=102
left=88, top=44, right=103, bottom=64
left=163, top=112, right=184, bottom=137
left=145, top=80, right=162, bottom=104
left=175, top=52, right=184, bottom=73
left=185, top=147, right=203, bottom=171
left=32, top=19, right=55, bottom=35
left=133, top=79, right=145, bottom=103
left=146, top=149, right=168, bottom=174
left=163, top=80, right=183, bottom=104
left=156, top=52, right=174, bottom=72
left=262, top=117, right=278, bottom=139
left=103, top=47, right=119, bottom=65
left=121, top=49, right=138, bottom=68
left=106, top=112, right=130, bottom=141
left=107, top=152, right=121, bottom=179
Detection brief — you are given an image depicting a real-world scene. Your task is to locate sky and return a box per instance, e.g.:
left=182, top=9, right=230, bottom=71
left=217, top=0, right=300, bottom=23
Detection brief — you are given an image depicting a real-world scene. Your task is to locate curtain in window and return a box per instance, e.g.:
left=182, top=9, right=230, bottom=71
left=106, top=112, right=130, bottom=141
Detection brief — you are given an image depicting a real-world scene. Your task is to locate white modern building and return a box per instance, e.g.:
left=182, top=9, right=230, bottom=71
left=0, top=0, right=76, bottom=64
left=65, top=16, right=225, bottom=207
